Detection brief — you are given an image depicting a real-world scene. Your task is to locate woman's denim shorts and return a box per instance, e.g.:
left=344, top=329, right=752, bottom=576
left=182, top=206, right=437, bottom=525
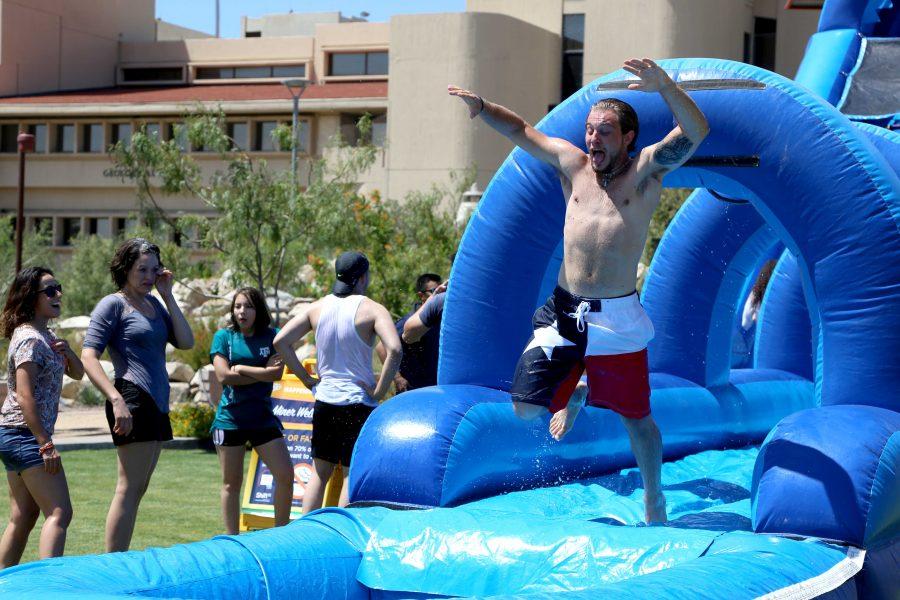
left=0, top=426, right=44, bottom=474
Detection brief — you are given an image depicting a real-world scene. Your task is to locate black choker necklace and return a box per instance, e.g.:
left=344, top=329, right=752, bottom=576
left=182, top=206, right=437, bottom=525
left=600, top=157, right=633, bottom=189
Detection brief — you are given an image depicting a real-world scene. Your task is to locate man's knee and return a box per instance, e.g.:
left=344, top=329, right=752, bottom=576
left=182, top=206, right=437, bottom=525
left=622, top=414, right=660, bottom=438
left=512, top=400, right=545, bottom=421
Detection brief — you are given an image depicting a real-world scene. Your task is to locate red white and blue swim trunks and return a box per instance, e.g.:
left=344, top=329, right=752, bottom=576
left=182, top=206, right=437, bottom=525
left=510, top=286, right=655, bottom=419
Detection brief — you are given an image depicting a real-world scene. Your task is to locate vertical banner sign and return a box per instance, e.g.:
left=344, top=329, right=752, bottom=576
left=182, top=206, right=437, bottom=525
left=241, top=372, right=315, bottom=520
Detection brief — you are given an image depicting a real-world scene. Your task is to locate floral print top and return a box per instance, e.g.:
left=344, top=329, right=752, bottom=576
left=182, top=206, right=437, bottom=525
left=0, top=325, right=65, bottom=434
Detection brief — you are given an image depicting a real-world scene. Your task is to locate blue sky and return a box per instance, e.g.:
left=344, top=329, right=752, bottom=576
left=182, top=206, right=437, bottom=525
left=156, top=0, right=466, bottom=38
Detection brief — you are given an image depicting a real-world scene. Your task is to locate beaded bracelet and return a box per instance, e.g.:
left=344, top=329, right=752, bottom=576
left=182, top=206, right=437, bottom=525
left=38, top=440, right=55, bottom=456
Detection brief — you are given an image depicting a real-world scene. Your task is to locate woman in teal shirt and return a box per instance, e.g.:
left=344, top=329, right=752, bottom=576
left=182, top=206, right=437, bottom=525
left=210, top=287, right=293, bottom=533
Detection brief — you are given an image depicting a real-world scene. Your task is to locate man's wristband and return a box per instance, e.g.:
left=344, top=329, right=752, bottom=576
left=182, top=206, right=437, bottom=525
left=39, top=440, right=55, bottom=456
left=476, top=95, right=485, bottom=116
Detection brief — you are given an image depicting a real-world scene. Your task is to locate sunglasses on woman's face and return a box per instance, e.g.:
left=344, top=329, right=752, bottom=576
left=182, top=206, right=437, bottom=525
left=39, top=284, right=63, bottom=298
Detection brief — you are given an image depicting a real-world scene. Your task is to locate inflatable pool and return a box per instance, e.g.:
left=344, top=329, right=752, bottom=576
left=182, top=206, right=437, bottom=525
left=1, top=0, right=897, bottom=598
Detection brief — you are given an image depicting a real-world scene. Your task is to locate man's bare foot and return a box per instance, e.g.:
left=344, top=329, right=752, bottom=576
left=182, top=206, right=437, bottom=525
left=645, top=492, right=667, bottom=524
left=549, top=382, right=586, bottom=441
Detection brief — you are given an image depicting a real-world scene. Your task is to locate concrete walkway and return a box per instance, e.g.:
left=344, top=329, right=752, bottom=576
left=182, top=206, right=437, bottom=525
left=54, top=405, right=206, bottom=450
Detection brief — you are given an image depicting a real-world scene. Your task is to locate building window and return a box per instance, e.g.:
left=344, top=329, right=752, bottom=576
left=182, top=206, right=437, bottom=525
left=195, top=64, right=306, bottom=80
left=114, top=217, right=138, bottom=236
left=272, top=65, right=306, bottom=78
left=245, top=30, right=261, bottom=38
left=168, top=123, right=189, bottom=151
left=32, top=217, right=52, bottom=235
left=27, top=124, right=48, bottom=152
left=143, top=123, right=162, bottom=139
left=340, top=114, right=384, bottom=147
left=88, top=217, right=112, bottom=238
left=328, top=51, right=388, bottom=76
left=82, top=123, right=104, bottom=153
left=121, top=67, right=184, bottom=83
left=227, top=122, right=249, bottom=150
left=749, top=18, right=776, bottom=71
left=56, top=124, right=75, bottom=153
left=112, top=123, right=133, bottom=146
left=371, top=114, right=387, bottom=147
left=234, top=66, right=270, bottom=78
left=561, top=14, right=585, bottom=100
left=0, top=124, right=18, bottom=153
left=61, top=217, right=81, bottom=246
left=254, top=121, right=284, bottom=152
left=197, top=67, right=233, bottom=80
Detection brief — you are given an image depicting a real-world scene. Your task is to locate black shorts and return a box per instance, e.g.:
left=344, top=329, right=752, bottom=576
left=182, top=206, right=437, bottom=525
left=105, top=379, right=174, bottom=446
left=310, top=400, right=375, bottom=466
left=211, top=427, right=283, bottom=447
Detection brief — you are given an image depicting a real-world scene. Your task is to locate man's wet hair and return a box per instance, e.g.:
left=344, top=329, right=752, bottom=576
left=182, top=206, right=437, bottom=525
left=590, top=99, right=639, bottom=152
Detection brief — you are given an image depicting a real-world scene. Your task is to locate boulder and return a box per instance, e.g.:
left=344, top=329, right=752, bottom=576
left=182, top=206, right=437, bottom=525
left=61, top=375, right=83, bottom=399
left=172, top=281, right=205, bottom=310
left=298, top=264, right=316, bottom=285
left=56, top=315, right=91, bottom=345
left=198, top=297, right=231, bottom=318
left=168, top=382, right=191, bottom=405
left=288, top=301, right=312, bottom=320
left=57, top=316, right=91, bottom=330
left=166, top=361, right=195, bottom=383
left=99, top=360, right=115, bottom=380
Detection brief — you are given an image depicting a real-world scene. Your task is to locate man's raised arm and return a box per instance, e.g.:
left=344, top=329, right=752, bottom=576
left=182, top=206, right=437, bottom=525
left=626, top=59, right=709, bottom=177
left=448, top=85, right=583, bottom=175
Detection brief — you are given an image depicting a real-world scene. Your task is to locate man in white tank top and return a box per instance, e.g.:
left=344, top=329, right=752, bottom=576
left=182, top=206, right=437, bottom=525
left=275, top=252, right=402, bottom=513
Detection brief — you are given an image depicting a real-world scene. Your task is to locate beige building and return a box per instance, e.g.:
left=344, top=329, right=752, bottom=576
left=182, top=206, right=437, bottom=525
left=0, top=0, right=821, bottom=252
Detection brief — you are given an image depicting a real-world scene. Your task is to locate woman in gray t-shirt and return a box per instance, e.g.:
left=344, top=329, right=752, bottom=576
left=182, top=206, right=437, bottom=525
left=81, top=239, right=193, bottom=553
left=0, top=267, right=84, bottom=566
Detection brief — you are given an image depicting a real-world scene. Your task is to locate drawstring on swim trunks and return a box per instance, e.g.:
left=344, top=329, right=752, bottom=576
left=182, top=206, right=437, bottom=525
left=568, top=301, right=591, bottom=333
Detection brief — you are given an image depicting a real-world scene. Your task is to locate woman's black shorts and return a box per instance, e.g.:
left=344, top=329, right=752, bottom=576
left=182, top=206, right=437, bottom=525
left=211, top=427, right=283, bottom=448
left=105, top=379, right=174, bottom=446
left=310, top=400, right=375, bottom=466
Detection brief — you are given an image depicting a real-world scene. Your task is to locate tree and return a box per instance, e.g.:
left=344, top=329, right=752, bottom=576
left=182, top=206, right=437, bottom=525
left=106, top=110, right=392, bottom=320
left=58, top=226, right=191, bottom=318
left=642, top=187, right=692, bottom=266
left=0, top=218, right=52, bottom=293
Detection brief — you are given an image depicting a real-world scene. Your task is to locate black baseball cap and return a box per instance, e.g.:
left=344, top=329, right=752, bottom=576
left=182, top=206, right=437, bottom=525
left=332, top=251, right=370, bottom=296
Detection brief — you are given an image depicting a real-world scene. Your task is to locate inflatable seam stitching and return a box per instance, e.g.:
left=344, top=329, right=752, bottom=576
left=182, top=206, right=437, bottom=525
left=755, top=545, right=865, bottom=600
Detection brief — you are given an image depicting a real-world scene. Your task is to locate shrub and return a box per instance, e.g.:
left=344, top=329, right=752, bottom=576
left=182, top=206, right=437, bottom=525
left=77, top=385, right=105, bottom=407
left=169, top=402, right=215, bottom=439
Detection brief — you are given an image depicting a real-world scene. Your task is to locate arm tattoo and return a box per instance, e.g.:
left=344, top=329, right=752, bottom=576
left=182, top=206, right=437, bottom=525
left=653, top=134, right=694, bottom=166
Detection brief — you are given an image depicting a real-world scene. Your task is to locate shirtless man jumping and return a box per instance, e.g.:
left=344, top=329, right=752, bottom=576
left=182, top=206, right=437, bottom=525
left=449, top=58, right=708, bottom=523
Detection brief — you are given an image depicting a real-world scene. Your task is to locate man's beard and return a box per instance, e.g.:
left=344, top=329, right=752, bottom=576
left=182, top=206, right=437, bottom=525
left=597, top=148, right=625, bottom=174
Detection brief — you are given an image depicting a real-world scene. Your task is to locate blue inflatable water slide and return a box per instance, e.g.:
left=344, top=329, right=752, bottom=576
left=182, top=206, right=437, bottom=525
left=1, top=0, right=897, bottom=598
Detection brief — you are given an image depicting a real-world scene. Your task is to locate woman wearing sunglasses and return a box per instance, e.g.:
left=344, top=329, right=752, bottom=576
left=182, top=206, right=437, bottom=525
left=81, top=239, right=194, bottom=552
left=0, top=267, right=84, bottom=566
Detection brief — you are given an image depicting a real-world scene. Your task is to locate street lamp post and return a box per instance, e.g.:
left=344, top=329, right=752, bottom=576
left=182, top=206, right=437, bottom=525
left=281, top=78, right=309, bottom=198
left=15, top=133, right=35, bottom=273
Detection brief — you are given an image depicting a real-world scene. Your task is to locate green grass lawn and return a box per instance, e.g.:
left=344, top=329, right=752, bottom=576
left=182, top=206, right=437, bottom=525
left=0, top=447, right=233, bottom=564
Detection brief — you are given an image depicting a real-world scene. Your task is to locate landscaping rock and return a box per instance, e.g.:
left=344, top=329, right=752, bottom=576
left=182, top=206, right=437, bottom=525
left=61, top=375, right=83, bottom=399
left=166, top=361, right=195, bottom=383
left=288, top=301, right=312, bottom=319
left=57, top=315, right=92, bottom=330
left=169, top=382, right=191, bottom=405
left=198, top=298, right=231, bottom=317
left=99, top=360, right=115, bottom=380
left=56, top=315, right=92, bottom=345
